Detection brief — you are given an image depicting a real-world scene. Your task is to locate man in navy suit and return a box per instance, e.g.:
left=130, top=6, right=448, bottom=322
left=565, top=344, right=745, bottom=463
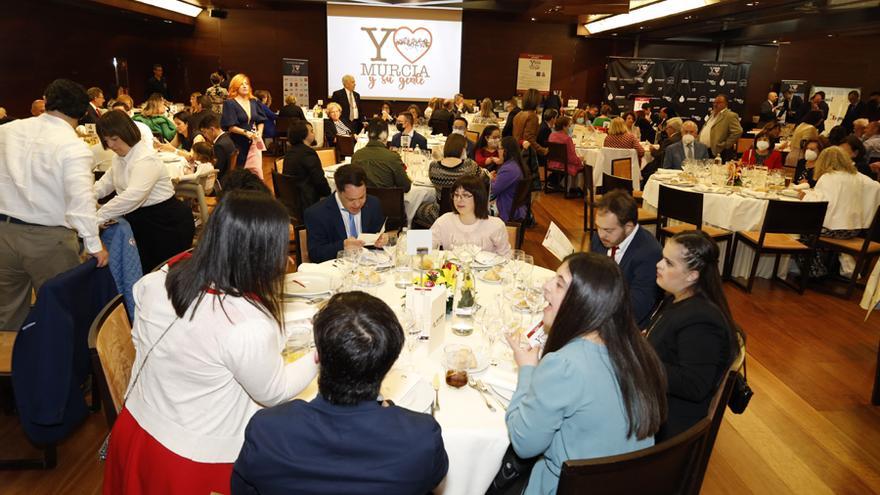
left=331, top=74, right=363, bottom=134
left=389, top=112, right=427, bottom=150
left=662, top=120, right=710, bottom=170
left=590, top=190, right=663, bottom=328
left=304, top=164, right=386, bottom=263
left=231, top=291, right=449, bottom=495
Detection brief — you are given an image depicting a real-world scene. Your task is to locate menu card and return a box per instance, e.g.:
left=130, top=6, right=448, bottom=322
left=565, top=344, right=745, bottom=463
left=542, top=221, right=575, bottom=262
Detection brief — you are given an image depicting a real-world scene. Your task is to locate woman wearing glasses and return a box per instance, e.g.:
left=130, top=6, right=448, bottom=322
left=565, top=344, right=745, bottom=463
left=430, top=174, right=511, bottom=257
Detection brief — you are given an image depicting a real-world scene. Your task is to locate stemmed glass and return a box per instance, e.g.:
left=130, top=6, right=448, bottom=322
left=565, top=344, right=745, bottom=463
left=336, top=249, right=358, bottom=292
left=397, top=307, right=420, bottom=371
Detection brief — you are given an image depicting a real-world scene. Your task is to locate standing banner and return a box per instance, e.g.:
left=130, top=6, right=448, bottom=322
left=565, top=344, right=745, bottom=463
left=812, top=85, right=860, bottom=133
left=517, top=54, right=552, bottom=94
left=604, top=57, right=750, bottom=124
left=282, top=58, right=310, bottom=106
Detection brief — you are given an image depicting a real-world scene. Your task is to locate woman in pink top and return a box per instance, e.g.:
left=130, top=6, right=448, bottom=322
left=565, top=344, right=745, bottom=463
left=547, top=116, right=584, bottom=177
left=603, top=117, right=645, bottom=159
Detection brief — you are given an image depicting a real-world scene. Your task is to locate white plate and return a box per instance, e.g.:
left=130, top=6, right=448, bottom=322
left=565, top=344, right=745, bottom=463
left=474, top=251, right=505, bottom=267
left=442, top=347, right=489, bottom=374
left=284, top=273, right=333, bottom=297
left=477, top=270, right=503, bottom=284
left=360, top=249, right=392, bottom=267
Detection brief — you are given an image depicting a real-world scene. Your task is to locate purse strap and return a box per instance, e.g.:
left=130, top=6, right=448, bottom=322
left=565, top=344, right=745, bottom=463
left=123, top=316, right=179, bottom=405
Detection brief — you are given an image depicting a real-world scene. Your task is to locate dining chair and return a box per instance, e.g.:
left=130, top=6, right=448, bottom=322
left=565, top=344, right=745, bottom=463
left=736, top=137, right=755, bottom=156
left=506, top=221, right=523, bottom=250
left=438, top=186, right=454, bottom=216
left=600, top=174, right=658, bottom=227
left=726, top=199, right=829, bottom=294
left=271, top=171, right=304, bottom=227
left=227, top=150, right=241, bottom=176
left=316, top=147, right=338, bottom=167
left=545, top=142, right=568, bottom=194
left=816, top=204, right=880, bottom=299
left=466, top=130, right=480, bottom=144
left=274, top=117, right=295, bottom=155
left=583, top=164, right=596, bottom=233
left=274, top=157, right=284, bottom=174
left=557, top=416, right=711, bottom=495
left=656, top=185, right=733, bottom=270
left=686, top=369, right=739, bottom=494
left=367, top=187, right=406, bottom=232
left=335, top=135, right=355, bottom=158
left=294, top=225, right=310, bottom=267
left=88, top=295, right=132, bottom=429
left=611, top=157, right=632, bottom=179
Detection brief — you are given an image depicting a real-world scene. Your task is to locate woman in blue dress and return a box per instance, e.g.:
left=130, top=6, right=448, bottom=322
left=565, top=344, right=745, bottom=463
left=220, top=73, right=266, bottom=168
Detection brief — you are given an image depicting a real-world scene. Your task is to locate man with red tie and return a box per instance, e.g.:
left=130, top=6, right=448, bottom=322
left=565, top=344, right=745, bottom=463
left=589, top=189, right=662, bottom=328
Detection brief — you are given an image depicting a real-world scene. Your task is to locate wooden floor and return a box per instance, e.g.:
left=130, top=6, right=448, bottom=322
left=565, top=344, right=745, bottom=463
left=2, top=166, right=879, bottom=494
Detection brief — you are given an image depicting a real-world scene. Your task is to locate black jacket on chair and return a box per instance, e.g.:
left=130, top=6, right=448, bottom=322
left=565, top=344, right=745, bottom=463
left=590, top=227, right=663, bottom=328
left=213, top=132, right=237, bottom=181
left=283, top=142, right=331, bottom=213
left=11, top=259, right=118, bottom=445
left=646, top=295, right=734, bottom=442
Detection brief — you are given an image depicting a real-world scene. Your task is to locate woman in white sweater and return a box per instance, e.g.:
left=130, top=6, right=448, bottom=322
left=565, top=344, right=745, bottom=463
left=103, top=191, right=318, bottom=495
left=431, top=174, right=511, bottom=257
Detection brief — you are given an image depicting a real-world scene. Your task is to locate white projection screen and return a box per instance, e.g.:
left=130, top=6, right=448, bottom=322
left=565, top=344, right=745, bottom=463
left=327, top=4, right=462, bottom=101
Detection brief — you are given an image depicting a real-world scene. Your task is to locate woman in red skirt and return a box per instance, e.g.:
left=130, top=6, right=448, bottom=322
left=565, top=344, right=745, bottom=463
left=103, top=191, right=318, bottom=494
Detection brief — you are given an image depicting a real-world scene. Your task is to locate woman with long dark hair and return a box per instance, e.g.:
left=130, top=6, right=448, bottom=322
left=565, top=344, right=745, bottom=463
left=490, top=136, right=530, bottom=222
left=647, top=230, right=738, bottom=441
left=103, top=191, right=318, bottom=495
left=474, top=125, right=503, bottom=170
left=505, top=252, right=667, bottom=495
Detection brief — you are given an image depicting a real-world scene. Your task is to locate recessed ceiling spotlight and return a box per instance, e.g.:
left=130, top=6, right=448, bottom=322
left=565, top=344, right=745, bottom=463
left=827, top=34, right=834, bottom=37
left=684, top=15, right=692, bottom=19
left=531, top=17, right=536, bottom=21
left=639, top=26, right=645, bottom=29
left=746, top=2, right=753, bottom=5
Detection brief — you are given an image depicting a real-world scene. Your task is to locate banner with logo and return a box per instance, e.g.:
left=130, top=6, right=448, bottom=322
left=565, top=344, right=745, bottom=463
left=812, top=85, right=860, bottom=133
left=326, top=5, right=462, bottom=101
left=604, top=57, right=750, bottom=124
left=516, top=54, right=552, bottom=94
left=282, top=58, right=309, bottom=106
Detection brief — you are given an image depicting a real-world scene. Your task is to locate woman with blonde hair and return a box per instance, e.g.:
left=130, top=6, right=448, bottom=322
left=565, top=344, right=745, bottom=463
left=323, top=101, right=352, bottom=147
left=133, top=94, right=176, bottom=142
left=799, top=145, right=880, bottom=276
left=220, top=73, right=266, bottom=169
left=603, top=116, right=645, bottom=159
left=476, top=98, right=498, bottom=123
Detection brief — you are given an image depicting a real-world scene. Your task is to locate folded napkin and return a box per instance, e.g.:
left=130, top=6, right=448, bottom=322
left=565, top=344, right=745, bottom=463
left=793, top=182, right=810, bottom=190
left=296, top=263, right=343, bottom=279
left=379, top=369, right=421, bottom=405
left=283, top=301, right=318, bottom=325
left=483, top=367, right=518, bottom=401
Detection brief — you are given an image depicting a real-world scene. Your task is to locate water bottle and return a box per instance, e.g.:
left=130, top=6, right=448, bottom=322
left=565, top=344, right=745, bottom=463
left=402, top=134, right=411, bottom=149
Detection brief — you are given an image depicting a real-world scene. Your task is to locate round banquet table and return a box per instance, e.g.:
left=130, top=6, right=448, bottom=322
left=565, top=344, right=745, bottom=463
left=323, top=163, right=436, bottom=227
left=641, top=172, right=804, bottom=279
left=285, top=258, right=554, bottom=495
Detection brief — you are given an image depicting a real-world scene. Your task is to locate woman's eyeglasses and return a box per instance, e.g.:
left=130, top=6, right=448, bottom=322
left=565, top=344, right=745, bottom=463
left=453, top=193, right=474, bottom=200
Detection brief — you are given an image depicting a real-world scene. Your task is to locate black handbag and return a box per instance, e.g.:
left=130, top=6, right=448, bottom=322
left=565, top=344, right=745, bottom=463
left=485, top=445, right=538, bottom=495
left=728, top=340, right=754, bottom=414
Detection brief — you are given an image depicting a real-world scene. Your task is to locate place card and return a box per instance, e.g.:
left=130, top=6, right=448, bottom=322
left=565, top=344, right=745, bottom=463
left=406, top=229, right=433, bottom=255
left=542, top=221, right=575, bottom=262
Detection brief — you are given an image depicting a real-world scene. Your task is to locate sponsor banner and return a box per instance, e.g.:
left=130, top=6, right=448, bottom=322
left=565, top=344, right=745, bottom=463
left=516, top=54, right=552, bottom=94
left=282, top=58, right=309, bottom=106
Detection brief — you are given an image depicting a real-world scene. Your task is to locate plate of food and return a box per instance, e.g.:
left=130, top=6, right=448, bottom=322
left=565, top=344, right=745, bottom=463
left=477, top=265, right=504, bottom=284
left=284, top=273, right=333, bottom=297
left=441, top=344, right=489, bottom=374
left=353, top=270, right=384, bottom=287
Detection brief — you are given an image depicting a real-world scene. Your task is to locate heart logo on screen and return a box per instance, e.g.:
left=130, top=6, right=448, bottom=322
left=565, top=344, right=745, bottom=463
left=393, top=27, right=433, bottom=64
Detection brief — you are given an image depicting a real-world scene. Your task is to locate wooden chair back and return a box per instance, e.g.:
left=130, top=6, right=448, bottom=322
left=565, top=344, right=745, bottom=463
left=687, top=369, right=740, bottom=493
left=547, top=142, right=568, bottom=163
left=0, top=331, right=16, bottom=376
left=228, top=150, right=240, bottom=174
left=89, top=295, right=133, bottom=428
left=274, top=157, right=284, bottom=174
left=367, top=187, right=406, bottom=231
left=271, top=171, right=304, bottom=226
left=601, top=173, right=634, bottom=194
left=295, top=225, right=310, bottom=266
left=466, top=130, right=480, bottom=144
left=505, top=221, right=523, bottom=250
left=760, top=199, right=828, bottom=237
left=335, top=135, right=355, bottom=158
left=439, top=186, right=454, bottom=216
left=558, top=416, right=712, bottom=495
left=612, top=158, right=633, bottom=179
left=736, top=137, right=755, bottom=155
left=316, top=147, right=338, bottom=167
left=657, top=185, right=704, bottom=230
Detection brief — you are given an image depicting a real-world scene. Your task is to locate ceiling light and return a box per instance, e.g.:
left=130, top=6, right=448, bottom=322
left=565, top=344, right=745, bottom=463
left=584, top=0, right=711, bottom=34
left=531, top=17, right=536, bottom=21
left=134, top=0, right=202, bottom=17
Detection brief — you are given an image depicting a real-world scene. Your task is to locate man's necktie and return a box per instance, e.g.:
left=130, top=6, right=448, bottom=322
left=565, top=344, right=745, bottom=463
left=610, top=246, right=618, bottom=261
left=348, top=92, right=356, bottom=121
left=348, top=211, right=358, bottom=238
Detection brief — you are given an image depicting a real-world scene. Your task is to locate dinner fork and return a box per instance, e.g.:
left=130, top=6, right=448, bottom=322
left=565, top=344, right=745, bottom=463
left=468, top=377, right=496, bottom=412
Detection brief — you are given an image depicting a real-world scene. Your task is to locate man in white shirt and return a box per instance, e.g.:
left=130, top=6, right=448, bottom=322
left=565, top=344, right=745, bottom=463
left=0, top=79, right=108, bottom=329
left=589, top=190, right=662, bottom=328
left=331, top=75, right=362, bottom=134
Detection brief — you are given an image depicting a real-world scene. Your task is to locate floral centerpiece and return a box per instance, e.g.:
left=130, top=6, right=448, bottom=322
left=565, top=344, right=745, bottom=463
left=414, top=261, right=459, bottom=313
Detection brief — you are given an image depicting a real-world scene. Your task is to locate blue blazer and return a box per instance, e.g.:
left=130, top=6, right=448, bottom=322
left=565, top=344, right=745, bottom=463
left=390, top=131, right=428, bottom=150
left=590, top=227, right=663, bottom=328
left=662, top=140, right=711, bottom=169
left=11, top=259, right=118, bottom=445
left=304, top=194, right=384, bottom=263
left=231, top=396, right=448, bottom=495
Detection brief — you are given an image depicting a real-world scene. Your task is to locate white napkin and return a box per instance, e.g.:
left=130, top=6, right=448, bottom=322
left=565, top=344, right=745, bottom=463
left=482, top=367, right=518, bottom=401
left=379, top=369, right=421, bottom=404
left=793, top=182, right=810, bottom=190
left=296, top=263, right=342, bottom=279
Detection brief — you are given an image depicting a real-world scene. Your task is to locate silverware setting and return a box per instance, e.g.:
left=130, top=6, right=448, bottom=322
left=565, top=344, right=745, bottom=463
left=468, top=377, right=496, bottom=412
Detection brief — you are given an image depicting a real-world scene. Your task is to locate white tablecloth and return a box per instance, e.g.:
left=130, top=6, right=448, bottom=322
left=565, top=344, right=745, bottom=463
left=576, top=147, right=648, bottom=192
left=324, top=165, right=436, bottom=226
left=642, top=175, right=802, bottom=279
left=288, top=259, right=554, bottom=495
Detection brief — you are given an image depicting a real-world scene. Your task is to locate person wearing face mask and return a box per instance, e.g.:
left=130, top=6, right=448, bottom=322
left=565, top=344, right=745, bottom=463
left=452, top=117, right=475, bottom=158
left=547, top=116, right=584, bottom=196
left=794, top=139, right=822, bottom=187
left=389, top=112, right=427, bottom=150
left=699, top=95, right=742, bottom=161
left=742, top=132, right=783, bottom=169
left=644, top=117, right=682, bottom=183
left=572, top=108, right=590, bottom=127
left=412, top=134, right=485, bottom=228
left=475, top=125, right=503, bottom=171
left=351, top=119, right=411, bottom=192
left=663, top=120, right=710, bottom=169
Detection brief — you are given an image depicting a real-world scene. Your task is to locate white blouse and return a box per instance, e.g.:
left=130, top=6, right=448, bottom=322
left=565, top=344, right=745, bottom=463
left=95, top=140, right=175, bottom=223
left=124, top=270, right=318, bottom=462
left=803, top=171, right=880, bottom=231
left=430, top=212, right=511, bottom=257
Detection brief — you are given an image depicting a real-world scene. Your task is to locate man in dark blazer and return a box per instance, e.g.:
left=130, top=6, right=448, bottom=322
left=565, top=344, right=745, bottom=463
left=198, top=114, right=236, bottom=181
left=304, top=164, right=386, bottom=263
left=663, top=120, right=710, bottom=169
left=231, top=291, right=448, bottom=495
left=428, top=99, right=455, bottom=136
left=758, top=91, right=779, bottom=124
left=79, top=87, right=104, bottom=125
left=331, top=74, right=363, bottom=134
left=841, top=90, right=866, bottom=133
left=390, top=112, right=427, bottom=150
left=644, top=117, right=682, bottom=182
left=590, top=190, right=662, bottom=328
left=502, top=97, right=521, bottom=138
left=144, top=64, right=170, bottom=101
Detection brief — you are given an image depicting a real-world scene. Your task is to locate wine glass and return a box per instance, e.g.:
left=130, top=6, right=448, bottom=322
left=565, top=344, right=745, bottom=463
left=397, top=307, right=420, bottom=371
